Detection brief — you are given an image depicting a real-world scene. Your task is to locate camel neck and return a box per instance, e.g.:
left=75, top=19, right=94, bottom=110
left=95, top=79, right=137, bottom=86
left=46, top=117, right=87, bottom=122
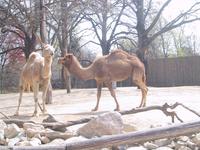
left=69, top=56, right=94, bottom=80
left=42, top=57, right=52, bottom=79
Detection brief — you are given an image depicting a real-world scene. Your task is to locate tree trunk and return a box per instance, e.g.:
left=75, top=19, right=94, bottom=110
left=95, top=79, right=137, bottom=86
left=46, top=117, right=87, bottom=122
left=62, top=67, right=71, bottom=93
left=58, top=0, right=71, bottom=93
left=39, top=0, right=52, bottom=104
left=134, top=0, right=150, bottom=84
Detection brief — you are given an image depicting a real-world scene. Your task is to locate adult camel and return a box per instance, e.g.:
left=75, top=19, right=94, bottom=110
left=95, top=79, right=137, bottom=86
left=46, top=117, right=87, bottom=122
left=58, top=49, right=148, bottom=111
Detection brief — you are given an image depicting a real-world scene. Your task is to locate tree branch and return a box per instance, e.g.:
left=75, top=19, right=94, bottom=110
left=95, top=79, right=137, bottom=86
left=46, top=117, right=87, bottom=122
left=0, top=46, right=25, bottom=55
left=145, top=0, right=172, bottom=34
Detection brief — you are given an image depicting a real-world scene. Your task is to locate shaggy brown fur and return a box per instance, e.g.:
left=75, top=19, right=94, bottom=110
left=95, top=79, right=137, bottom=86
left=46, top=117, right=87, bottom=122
left=15, top=44, right=55, bottom=116
left=58, top=49, right=148, bottom=111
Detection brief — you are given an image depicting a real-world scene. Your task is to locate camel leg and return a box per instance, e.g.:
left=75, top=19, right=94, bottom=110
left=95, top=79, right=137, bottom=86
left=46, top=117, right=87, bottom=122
left=42, top=80, right=49, bottom=114
left=105, top=82, right=120, bottom=111
left=33, top=83, right=39, bottom=117
left=92, top=83, right=102, bottom=111
left=133, top=79, right=148, bottom=108
left=15, top=85, right=24, bottom=116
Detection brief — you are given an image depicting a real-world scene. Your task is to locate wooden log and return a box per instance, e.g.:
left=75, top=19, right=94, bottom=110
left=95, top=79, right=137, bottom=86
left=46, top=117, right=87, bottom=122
left=10, top=120, right=200, bottom=150
left=3, top=103, right=200, bottom=131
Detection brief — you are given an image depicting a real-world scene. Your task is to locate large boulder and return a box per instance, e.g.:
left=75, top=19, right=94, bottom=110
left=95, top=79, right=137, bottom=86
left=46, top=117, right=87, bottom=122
left=78, top=112, right=123, bottom=138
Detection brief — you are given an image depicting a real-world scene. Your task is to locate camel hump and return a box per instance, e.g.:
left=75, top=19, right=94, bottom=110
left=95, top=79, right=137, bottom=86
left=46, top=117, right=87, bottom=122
left=27, top=52, right=42, bottom=63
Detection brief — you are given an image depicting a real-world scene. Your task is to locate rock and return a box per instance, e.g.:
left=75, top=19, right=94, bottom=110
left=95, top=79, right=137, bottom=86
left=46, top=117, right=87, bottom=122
left=25, top=127, right=74, bottom=140
left=175, top=140, right=187, bottom=149
left=178, top=136, right=190, bottom=142
left=144, top=142, right=158, bottom=149
left=4, top=124, right=21, bottom=139
left=123, top=124, right=137, bottom=132
left=43, top=114, right=57, bottom=123
left=167, top=140, right=176, bottom=148
left=40, top=136, right=50, bottom=144
left=16, top=140, right=31, bottom=146
left=153, top=138, right=172, bottom=147
left=23, top=123, right=44, bottom=131
left=0, top=120, right=7, bottom=130
left=191, top=133, right=200, bottom=146
left=7, top=131, right=26, bottom=146
left=43, top=130, right=74, bottom=140
left=0, top=138, right=7, bottom=145
left=127, top=146, right=147, bottom=150
left=0, top=119, right=6, bottom=140
left=33, top=133, right=50, bottom=144
left=65, top=136, right=88, bottom=144
left=78, top=112, right=123, bottom=138
left=186, top=140, right=197, bottom=149
left=176, top=146, right=192, bottom=150
left=0, top=130, right=4, bottom=141
left=46, top=138, right=65, bottom=146
left=7, top=137, right=21, bottom=146
left=112, top=145, right=127, bottom=150
left=29, top=138, right=41, bottom=146
left=155, top=147, right=173, bottom=150
left=25, top=128, right=40, bottom=138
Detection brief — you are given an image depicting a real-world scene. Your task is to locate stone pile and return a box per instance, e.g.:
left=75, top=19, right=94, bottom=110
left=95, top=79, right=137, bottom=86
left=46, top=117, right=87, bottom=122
left=126, top=134, right=200, bottom=150
left=0, top=112, right=200, bottom=150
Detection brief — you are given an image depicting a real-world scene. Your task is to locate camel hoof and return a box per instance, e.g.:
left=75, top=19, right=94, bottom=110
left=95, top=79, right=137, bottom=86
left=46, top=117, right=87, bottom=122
left=91, top=107, right=98, bottom=111
left=114, top=108, right=120, bottom=111
left=137, top=104, right=145, bottom=108
left=42, top=109, right=48, bottom=115
left=14, top=112, right=19, bottom=116
left=32, top=112, right=39, bottom=117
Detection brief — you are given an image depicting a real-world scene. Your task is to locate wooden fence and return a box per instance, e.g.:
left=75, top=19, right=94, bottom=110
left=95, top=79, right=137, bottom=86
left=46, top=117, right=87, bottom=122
left=70, top=56, right=200, bottom=88
left=147, top=56, right=200, bottom=87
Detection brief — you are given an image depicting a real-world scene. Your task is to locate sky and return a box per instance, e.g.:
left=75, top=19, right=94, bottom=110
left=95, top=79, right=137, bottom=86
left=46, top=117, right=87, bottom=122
left=163, top=0, right=200, bottom=35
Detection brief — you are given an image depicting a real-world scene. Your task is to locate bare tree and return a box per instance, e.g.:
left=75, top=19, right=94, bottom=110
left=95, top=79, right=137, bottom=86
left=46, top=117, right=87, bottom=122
left=47, top=0, right=84, bottom=93
left=82, top=0, right=126, bottom=55
left=0, top=0, right=38, bottom=59
left=124, top=0, right=200, bottom=64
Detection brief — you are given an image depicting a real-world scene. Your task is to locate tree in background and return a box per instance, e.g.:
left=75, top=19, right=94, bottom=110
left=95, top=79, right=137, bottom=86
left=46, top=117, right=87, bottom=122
left=82, top=0, right=126, bottom=55
left=123, top=0, right=200, bottom=65
left=0, top=0, right=39, bottom=59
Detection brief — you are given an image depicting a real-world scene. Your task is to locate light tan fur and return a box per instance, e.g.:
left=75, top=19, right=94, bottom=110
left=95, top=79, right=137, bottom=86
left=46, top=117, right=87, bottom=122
left=15, top=44, right=55, bottom=116
left=58, top=49, right=148, bottom=111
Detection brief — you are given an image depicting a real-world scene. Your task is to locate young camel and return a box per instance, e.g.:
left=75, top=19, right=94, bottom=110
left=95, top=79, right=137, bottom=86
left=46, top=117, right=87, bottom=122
left=58, top=49, right=148, bottom=111
left=15, top=44, right=55, bottom=116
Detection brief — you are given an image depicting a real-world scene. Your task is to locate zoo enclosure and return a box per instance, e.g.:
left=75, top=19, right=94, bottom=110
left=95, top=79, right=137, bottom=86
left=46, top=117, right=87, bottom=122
left=1, top=56, right=200, bottom=93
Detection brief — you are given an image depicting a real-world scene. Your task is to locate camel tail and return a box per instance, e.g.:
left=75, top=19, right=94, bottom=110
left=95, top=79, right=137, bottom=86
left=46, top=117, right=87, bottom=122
left=142, top=72, right=146, bottom=84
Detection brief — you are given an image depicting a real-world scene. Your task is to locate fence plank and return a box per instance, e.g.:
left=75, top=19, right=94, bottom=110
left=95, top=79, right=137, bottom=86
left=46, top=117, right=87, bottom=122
left=147, top=56, right=200, bottom=87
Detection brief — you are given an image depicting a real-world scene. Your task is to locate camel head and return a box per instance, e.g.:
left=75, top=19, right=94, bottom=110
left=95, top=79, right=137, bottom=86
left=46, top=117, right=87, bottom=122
left=58, top=53, right=73, bottom=69
left=42, top=44, right=55, bottom=58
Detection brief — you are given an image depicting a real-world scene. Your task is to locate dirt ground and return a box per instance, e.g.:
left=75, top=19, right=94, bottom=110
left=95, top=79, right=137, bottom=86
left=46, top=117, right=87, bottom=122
left=0, top=86, right=200, bottom=130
